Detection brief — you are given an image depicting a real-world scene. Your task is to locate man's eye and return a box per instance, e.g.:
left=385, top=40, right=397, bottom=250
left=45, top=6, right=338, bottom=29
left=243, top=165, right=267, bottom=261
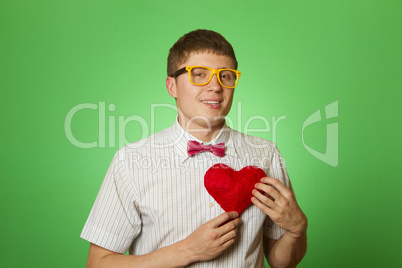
left=220, top=74, right=233, bottom=80
left=220, top=70, right=236, bottom=80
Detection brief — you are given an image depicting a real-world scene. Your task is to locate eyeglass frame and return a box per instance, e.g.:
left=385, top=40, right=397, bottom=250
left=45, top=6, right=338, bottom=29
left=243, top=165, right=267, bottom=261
left=169, top=66, right=241, bottom=89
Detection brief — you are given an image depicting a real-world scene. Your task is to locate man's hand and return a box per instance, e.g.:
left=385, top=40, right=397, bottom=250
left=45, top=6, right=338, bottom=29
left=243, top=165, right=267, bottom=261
left=86, top=212, right=241, bottom=268
left=180, top=211, right=242, bottom=263
left=251, top=177, right=307, bottom=237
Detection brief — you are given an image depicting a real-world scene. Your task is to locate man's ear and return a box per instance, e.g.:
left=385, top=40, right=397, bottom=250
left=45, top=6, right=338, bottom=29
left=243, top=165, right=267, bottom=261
left=166, top=76, right=177, bottom=98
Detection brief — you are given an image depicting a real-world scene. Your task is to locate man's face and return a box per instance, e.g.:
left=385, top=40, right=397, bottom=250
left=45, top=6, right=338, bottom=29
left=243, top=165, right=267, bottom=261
left=166, top=52, right=236, bottom=131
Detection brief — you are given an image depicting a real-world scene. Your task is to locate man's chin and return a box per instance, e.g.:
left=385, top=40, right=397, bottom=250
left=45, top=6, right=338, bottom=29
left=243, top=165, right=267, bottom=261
left=188, top=116, right=225, bottom=129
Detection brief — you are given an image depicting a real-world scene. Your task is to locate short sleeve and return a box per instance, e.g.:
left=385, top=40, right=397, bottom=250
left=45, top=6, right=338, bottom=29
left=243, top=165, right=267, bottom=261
left=80, top=150, right=141, bottom=253
left=263, top=144, right=293, bottom=240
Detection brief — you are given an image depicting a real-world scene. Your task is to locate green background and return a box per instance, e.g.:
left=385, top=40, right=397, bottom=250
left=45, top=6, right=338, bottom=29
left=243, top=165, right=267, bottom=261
left=1, top=0, right=401, bottom=267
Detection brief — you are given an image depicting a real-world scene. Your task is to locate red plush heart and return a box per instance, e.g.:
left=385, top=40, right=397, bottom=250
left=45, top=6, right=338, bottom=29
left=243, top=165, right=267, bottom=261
left=204, top=163, right=267, bottom=214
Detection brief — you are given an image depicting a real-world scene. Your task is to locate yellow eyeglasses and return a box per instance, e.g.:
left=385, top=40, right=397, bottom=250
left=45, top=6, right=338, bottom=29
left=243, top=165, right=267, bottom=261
left=170, top=66, right=241, bottom=89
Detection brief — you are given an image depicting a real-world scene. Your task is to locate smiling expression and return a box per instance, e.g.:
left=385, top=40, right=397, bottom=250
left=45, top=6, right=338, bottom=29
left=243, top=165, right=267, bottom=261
left=166, top=52, right=236, bottom=135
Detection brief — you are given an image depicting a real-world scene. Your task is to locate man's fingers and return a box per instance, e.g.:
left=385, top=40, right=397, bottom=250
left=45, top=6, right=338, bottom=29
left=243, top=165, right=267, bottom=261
left=218, top=228, right=237, bottom=245
left=252, top=189, right=276, bottom=208
left=207, top=216, right=240, bottom=239
left=254, top=182, right=283, bottom=205
left=212, top=212, right=242, bottom=241
left=254, top=177, right=294, bottom=207
left=251, top=196, right=275, bottom=217
left=216, top=219, right=241, bottom=247
left=212, top=211, right=239, bottom=228
left=260, top=177, right=292, bottom=199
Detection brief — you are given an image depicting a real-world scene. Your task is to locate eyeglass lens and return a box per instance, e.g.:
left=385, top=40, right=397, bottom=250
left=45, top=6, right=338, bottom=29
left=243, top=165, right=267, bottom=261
left=190, top=67, right=237, bottom=87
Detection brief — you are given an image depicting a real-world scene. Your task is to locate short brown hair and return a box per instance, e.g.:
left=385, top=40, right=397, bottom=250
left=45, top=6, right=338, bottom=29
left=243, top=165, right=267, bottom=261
left=167, top=29, right=238, bottom=76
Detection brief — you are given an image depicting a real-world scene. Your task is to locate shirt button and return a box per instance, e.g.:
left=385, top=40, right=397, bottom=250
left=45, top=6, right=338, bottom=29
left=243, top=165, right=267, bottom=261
left=209, top=202, right=214, bottom=208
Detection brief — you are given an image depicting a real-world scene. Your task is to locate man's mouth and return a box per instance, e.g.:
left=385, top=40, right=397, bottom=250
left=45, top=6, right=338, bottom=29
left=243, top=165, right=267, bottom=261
left=201, top=100, right=222, bottom=109
left=201, top=100, right=221, bottom=104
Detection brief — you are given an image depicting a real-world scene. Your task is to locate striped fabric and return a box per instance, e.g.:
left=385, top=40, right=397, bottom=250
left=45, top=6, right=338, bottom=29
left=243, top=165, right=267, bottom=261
left=81, top=120, right=291, bottom=267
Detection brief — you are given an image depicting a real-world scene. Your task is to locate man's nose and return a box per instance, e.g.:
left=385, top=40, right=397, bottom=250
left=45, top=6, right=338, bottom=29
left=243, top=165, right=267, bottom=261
left=207, top=74, right=223, bottom=92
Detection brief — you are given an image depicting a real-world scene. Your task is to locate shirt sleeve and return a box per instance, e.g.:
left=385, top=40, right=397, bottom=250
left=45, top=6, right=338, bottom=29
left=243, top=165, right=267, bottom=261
left=80, top=149, right=142, bottom=253
left=263, top=144, right=293, bottom=240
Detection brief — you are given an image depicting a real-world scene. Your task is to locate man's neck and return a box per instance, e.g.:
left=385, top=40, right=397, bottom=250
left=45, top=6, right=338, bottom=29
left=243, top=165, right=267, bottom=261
left=178, top=117, right=224, bottom=142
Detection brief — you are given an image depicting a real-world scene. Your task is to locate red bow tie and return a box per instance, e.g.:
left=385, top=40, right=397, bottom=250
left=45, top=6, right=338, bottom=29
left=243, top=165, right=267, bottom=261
left=187, top=141, right=225, bottom=157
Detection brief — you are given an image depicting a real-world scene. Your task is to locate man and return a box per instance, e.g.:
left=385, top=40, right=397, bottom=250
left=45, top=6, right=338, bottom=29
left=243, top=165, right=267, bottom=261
left=81, top=29, right=307, bottom=267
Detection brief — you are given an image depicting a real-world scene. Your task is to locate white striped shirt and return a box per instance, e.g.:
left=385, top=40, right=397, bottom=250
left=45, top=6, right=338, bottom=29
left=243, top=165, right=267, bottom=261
left=81, top=120, right=291, bottom=267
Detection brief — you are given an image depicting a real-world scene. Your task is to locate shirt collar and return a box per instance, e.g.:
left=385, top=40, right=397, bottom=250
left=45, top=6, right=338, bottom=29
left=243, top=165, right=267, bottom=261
left=170, top=119, right=238, bottom=162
